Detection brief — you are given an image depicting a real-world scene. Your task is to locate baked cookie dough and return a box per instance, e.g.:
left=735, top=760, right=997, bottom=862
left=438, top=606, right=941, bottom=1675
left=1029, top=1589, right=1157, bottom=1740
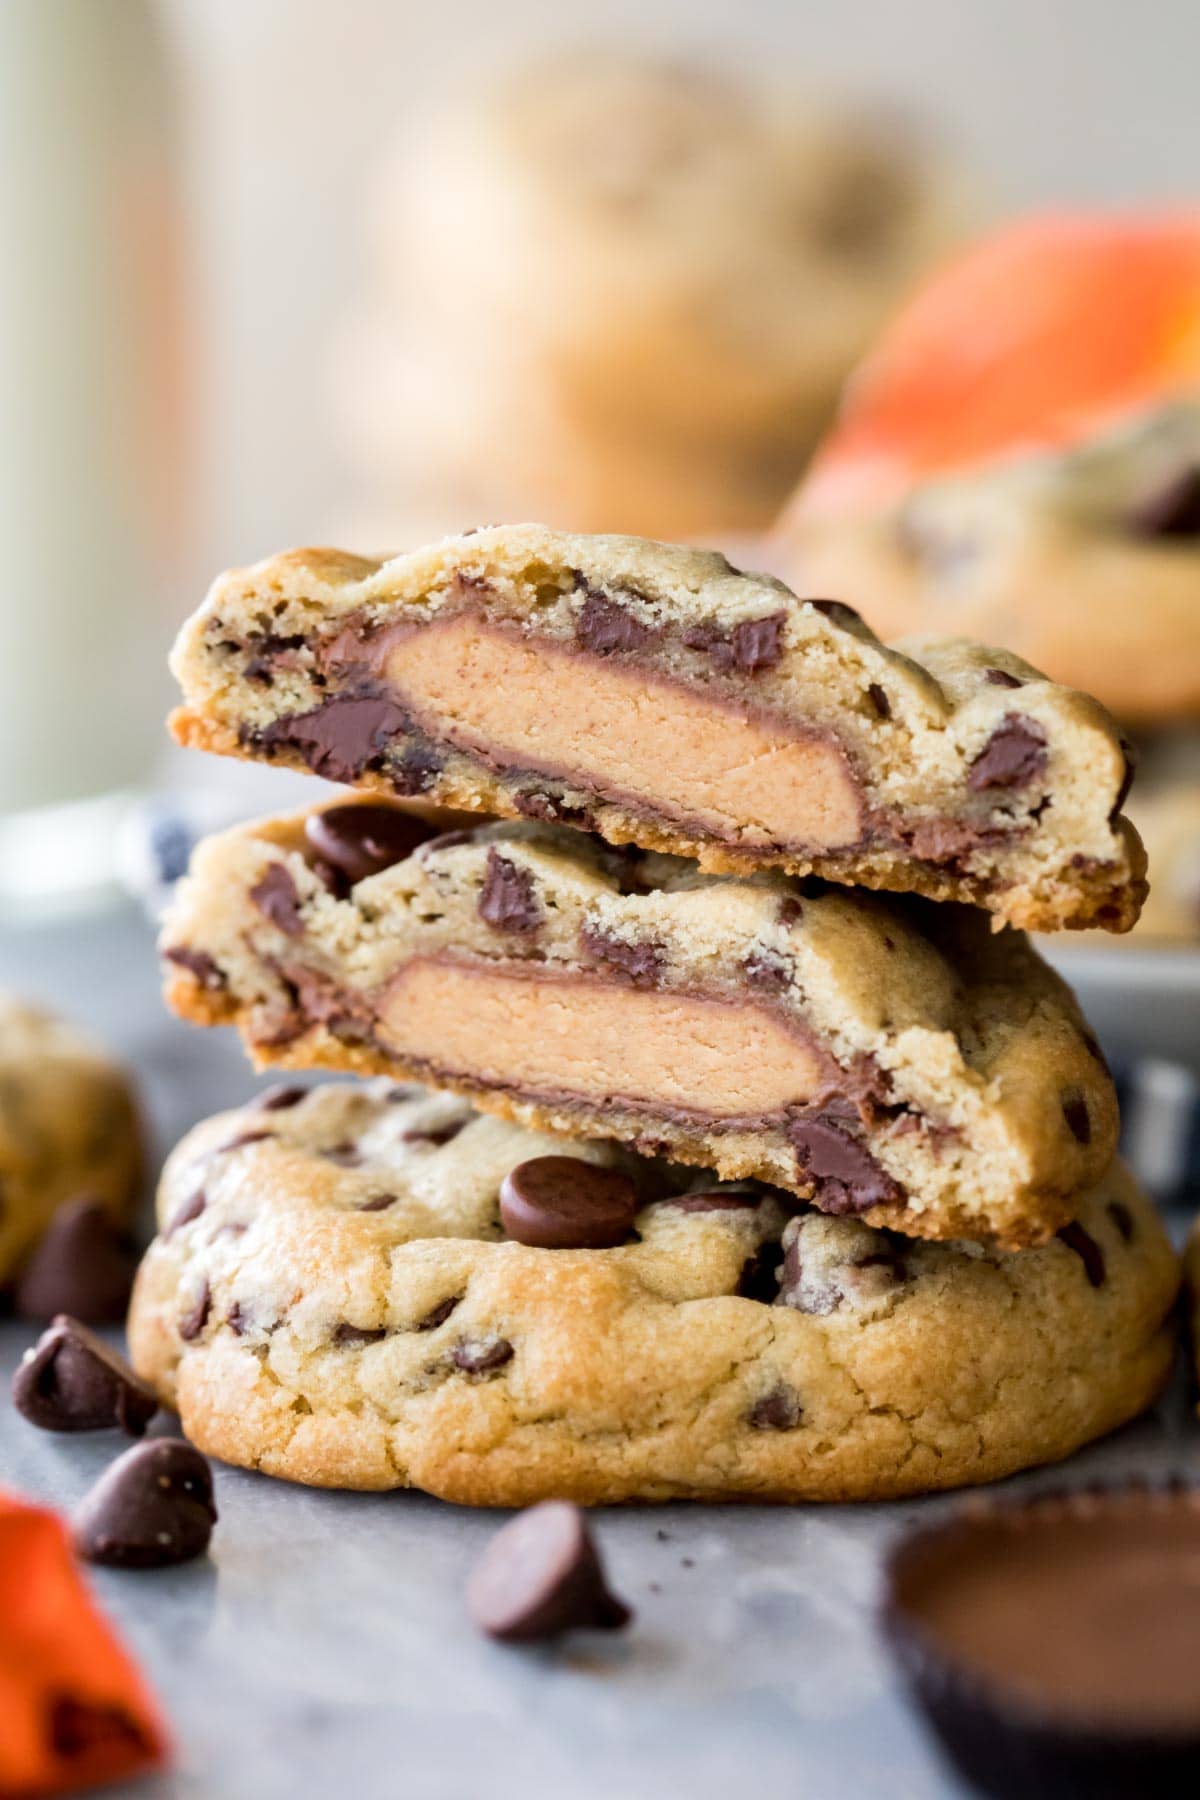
left=161, top=803, right=1119, bottom=1248
left=0, top=995, right=142, bottom=1284
left=127, top=1084, right=1178, bottom=1504
left=168, top=526, right=1144, bottom=933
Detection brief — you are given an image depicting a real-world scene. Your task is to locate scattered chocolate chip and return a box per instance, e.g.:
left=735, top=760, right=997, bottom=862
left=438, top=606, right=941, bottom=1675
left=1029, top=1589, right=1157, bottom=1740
left=243, top=630, right=306, bottom=684
left=1056, top=1221, right=1106, bottom=1288
left=332, top=1322, right=387, bottom=1346
left=254, top=1083, right=308, bottom=1111
left=226, top=1302, right=252, bottom=1336
left=743, top=947, right=791, bottom=991
left=402, top=1117, right=468, bottom=1147
left=1061, top=1092, right=1092, bottom=1145
left=746, top=1384, right=802, bottom=1430
left=778, top=895, right=805, bottom=927
left=575, top=589, right=653, bottom=655
left=807, top=598, right=862, bottom=630
left=165, top=1189, right=206, bottom=1238
left=788, top=1117, right=904, bottom=1215
left=256, top=691, right=410, bottom=784
left=579, top=923, right=663, bottom=988
left=984, top=667, right=1025, bottom=689
left=358, top=1193, right=398, bottom=1213
left=967, top=716, right=1048, bottom=792
left=178, top=1282, right=212, bottom=1341
left=500, top=1157, right=639, bottom=1249
left=391, top=745, right=444, bottom=796
left=249, top=863, right=305, bottom=936
left=73, top=1437, right=217, bottom=1568
left=669, top=1190, right=762, bottom=1213
left=162, top=946, right=225, bottom=990
left=866, top=681, right=891, bottom=718
left=12, top=1316, right=158, bottom=1435
left=1111, top=737, right=1137, bottom=820
left=478, top=849, right=541, bottom=933
left=452, top=1338, right=514, bottom=1376
left=417, top=1295, right=461, bottom=1331
left=304, top=802, right=438, bottom=885
left=14, top=1199, right=139, bottom=1326
left=467, top=1501, right=631, bottom=1641
left=1129, top=465, right=1200, bottom=538
left=322, top=1142, right=362, bottom=1167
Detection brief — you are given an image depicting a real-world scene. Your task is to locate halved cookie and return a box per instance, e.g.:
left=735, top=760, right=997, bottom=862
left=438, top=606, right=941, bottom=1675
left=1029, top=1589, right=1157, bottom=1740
left=161, top=801, right=1119, bottom=1247
left=168, top=526, right=1144, bottom=932
left=127, top=1082, right=1178, bottom=1504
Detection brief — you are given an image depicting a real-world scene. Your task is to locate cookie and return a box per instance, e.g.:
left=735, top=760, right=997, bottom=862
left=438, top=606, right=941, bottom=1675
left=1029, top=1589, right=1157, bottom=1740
left=168, top=525, right=1144, bottom=932
left=772, top=216, right=1200, bottom=724
left=0, top=995, right=142, bottom=1286
left=126, top=1084, right=1178, bottom=1504
left=1124, top=766, right=1200, bottom=942
left=161, top=803, right=1119, bottom=1247
left=337, top=53, right=962, bottom=537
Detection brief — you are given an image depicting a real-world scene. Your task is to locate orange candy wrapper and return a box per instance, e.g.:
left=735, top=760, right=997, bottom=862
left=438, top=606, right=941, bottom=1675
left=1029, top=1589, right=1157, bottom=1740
left=795, top=212, right=1200, bottom=517
left=0, top=1491, right=169, bottom=1797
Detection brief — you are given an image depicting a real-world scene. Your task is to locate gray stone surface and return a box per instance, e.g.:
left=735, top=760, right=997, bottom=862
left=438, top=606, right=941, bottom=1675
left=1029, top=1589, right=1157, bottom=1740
left=0, top=904, right=1196, bottom=1800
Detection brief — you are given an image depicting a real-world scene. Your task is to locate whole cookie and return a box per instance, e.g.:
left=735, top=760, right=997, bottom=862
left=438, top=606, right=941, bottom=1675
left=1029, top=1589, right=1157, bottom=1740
left=127, top=1083, right=1177, bottom=1505
left=0, top=995, right=142, bottom=1286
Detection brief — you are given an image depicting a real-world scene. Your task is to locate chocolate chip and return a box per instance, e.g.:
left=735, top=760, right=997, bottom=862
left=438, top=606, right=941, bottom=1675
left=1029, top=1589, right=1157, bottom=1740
left=746, top=1384, right=802, bottom=1430
left=73, top=1437, right=217, bottom=1568
left=579, top=923, right=663, bottom=988
left=984, top=667, right=1025, bottom=689
left=467, top=1501, right=631, bottom=1641
left=684, top=613, right=786, bottom=672
left=178, top=1281, right=211, bottom=1341
left=12, top=1316, right=158, bottom=1435
left=332, top=1322, right=387, bottom=1346
left=967, top=716, right=1048, bottom=792
left=778, top=895, right=805, bottom=927
left=226, top=1302, right=251, bottom=1335
left=165, top=1189, right=206, bottom=1238
left=243, top=630, right=305, bottom=684
left=478, top=849, right=540, bottom=933
left=358, top=1193, right=397, bottom=1212
left=500, top=1156, right=639, bottom=1249
left=402, top=1117, right=468, bottom=1146
left=1129, top=465, right=1200, bottom=537
left=1107, top=1200, right=1135, bottom=1242
left=452, top=1338, right=514, bottom=1375
left=303, top=801, right=436, bottom=885
left=417, top=1295, right=460, bottom=1331
left=322, top=1142, right=362, bottom=1167
left=669, top=1190, right=762, bottom=1213
left=866, top=681, right=891, bottom=718
left=1061, top=1092, right=1092, bottom=1144
left=743, top=947, right=791, bottom=992
left=256, top=691, right=410, bottom=784
left=513, top=789, right=597, bottom=831
left=249, top=863, right=305, bottom=936
left=255, top=1083, right=307, bottom=1111
left=807, top=598, right=862, bottom=630
left=391, top=745, right=444, bottom=795
left=14, top=1199, right=139, bottom=1325
left=788, top=1117, right=904, bottom=1215
left=1056, top=1221, right=1106, bottom=1288
left=575, top=589, right=653, bottom=655
left=162, top=945, right=225, bottom=990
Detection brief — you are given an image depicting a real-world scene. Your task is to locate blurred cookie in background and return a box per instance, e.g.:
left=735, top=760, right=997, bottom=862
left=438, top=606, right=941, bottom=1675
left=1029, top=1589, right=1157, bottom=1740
left=771, top=214, right=1200, bottom=726
left=333, top=52, right=966, bottom=539
left=1123, top=734, right=1200, bottom=943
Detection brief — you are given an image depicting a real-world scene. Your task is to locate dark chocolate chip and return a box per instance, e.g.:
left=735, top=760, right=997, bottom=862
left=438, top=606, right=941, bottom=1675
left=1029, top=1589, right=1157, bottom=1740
left=984, top=667, right=1025, bottom=689
left=807, top=598, right=863, bottom=630
left=358, top=1193, right=398, bottom=1213
left=226, top=1302, right=251, bottom=1336
left=579, top=923, right=663, bottom=988
left=866, top=681, right=891, bottom=718
left=417, top=1295, right=461, bottom=1331
left=256, top=691, right=410, bottom=784
left=967, top=715, right=1048, bottom=792
left=743, top=947, right=791, bottom=992
left=1061, top=1092, right=1092, bottom=1145
left=512, top=788, right=597, bottom=832
left=1056, top=1221, right=1107, bottom=1288
left=788, top=1117, right=904, bottom=1215
left=500, top=1156, right=639, bottom=1249
left=162, top=945, right=225, bottom=990
left=730, top=612, right=786, bottom=670
left=249, top=863, right=305, bottom=936
left=12, top=1316, right=158, bottom=1435
left=254, top=1083, right=307, bottom=1112
left=737, top=1243, right=782, bottom=1303
left=1107, top=1200, right=1135, bottom=1242
left=165, top=1189, right=206, bottom=1238
left=402, top=1117, right=469, bottom=1147
left=332, top=1322, right=387, bottom=1346
left=452, top=1338, right=514, bottom=1375
left=467, top=1500, right=631, bottom=1641
left=391, top=745, right=444, bottom=795
left=305, top=802, right=438, bottom=885
left=14, top=1199, right=138, bottom=1326
left=178, top=1281, right=212, bottom=1341
left=575, top=590, right=653, bottom=655
left=73, top=1437, right=217, bottom=1568
left=322, top=1142, right=362, bottom=1167
left=746, top=1384, right=803, bottom=1430
left=1129, top=465, right=1200, bottom=537
left=478, top=849, right=541, bottom=933
left=778, top=895, right=805, bottom=927
left=243, top=630, right=305, bottom=684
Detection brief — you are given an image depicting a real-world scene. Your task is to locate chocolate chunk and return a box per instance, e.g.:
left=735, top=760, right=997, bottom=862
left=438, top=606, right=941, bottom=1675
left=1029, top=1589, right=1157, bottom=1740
left=1129, top=465, right=1200, bottom=537
left=417, top=1295, right=461, bottom=1331
left=257, top=691, right=410, bottom=784
left=1056, top=1221, right=1106, bottom=1287
left=579, top=923, right=663, bottom=988
left=254, top=1083, right=308, bottom=1111
left=162, top=945, right=225, bottom=990
left=165, top=1189, right=206, bottom=1238
left=14, top=1199, right=139, bottom=1325
left=669, top=1190, right=762, bottom=1213
left=746, top=1384, right=802, bottom=1430
left=452, top=1338, right=514, bottom=1375
left=807, top=598, right=863, bottom=630
left=866, top=681, right=891, bottom=718
left=73, top=1438, right=217, bottom=1568
left=788, top=1117, right=904, bottom=1215
left=778, top=895, right=805, bottom=927
left=243, top=629, right=305, bottom=684
left=478, top=849, right=540, bottom=933
left=358, top=1193, right=397, bottom=1212
left=984, top=667, right=1025, bottom=689
left=1061, top=1092, right=1091, bottom=1145
left=501, top=1157, right=638, bottom=1249
left=304, top=801, right=439, bottom=884
left=12, top=1316, right=158, bottom=1435
left=178, top=1281, right=211, bottom=1341
left=1107, top=1200, right=1135, bottom=1242
left=249, top=863, right=305, bottom=936
left=467, top=1500, right=631, bottom=1641
left=684, top=612, right=786, bottom=672
left=575, top=589, right=653, bottom=655
left=332, top=1322, right=387, bottom=1346
left=743, top=947, right=791, bottom=992
left=967, top=716, right=1048, bottom=792
left=226, top=1302, right=252, bottom=1335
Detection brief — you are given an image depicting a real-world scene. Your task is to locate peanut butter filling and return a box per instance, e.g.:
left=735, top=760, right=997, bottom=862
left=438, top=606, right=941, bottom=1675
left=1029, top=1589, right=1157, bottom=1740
left=377, top=959, right=825, bottom=1117
left=382, top=614, right=863, bottom=847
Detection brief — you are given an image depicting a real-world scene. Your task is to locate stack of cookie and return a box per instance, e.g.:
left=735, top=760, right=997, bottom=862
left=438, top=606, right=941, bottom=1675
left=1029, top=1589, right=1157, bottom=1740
left=130, top=526, right=1178, bottom=1505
